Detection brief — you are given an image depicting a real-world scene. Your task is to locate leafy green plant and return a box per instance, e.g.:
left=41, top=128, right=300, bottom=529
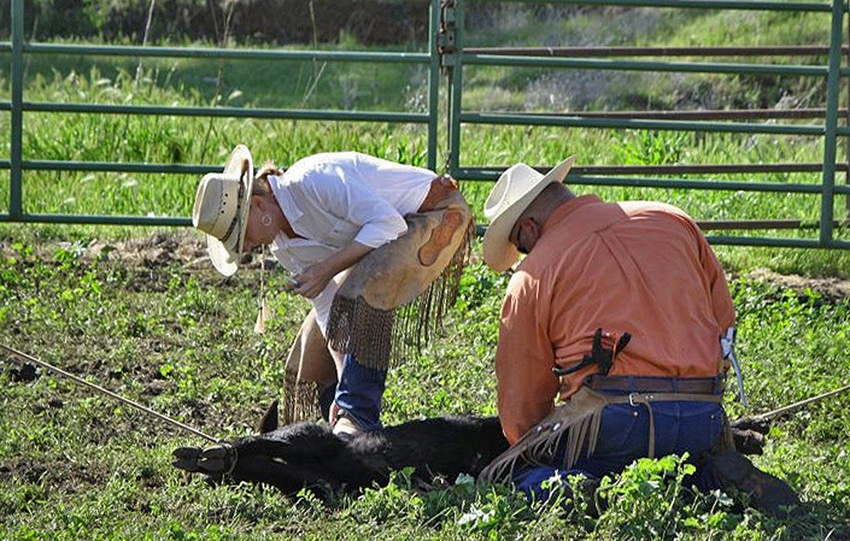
left=593, top=455, right=727, bottom=539
left=457, top=483, right=536, bottom=538
left=612, top=130, right=688, bottom=166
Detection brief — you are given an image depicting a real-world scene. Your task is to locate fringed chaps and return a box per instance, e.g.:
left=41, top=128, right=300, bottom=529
left=281, top=309, right=337, bottom=425
left=327, top=190, right=473, bottom=369
left=478, top=387, right=610, bottom=486
left=478, top=387, right=727, bottom=486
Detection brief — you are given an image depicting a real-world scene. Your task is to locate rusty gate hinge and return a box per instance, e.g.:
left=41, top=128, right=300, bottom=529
left=438, top=0, right=457, bottom=73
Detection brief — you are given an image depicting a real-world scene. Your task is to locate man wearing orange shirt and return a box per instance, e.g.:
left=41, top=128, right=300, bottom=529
left=478, top=157, right=798, bottom=514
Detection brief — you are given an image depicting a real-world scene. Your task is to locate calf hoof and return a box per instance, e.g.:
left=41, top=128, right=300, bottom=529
left=730, top=427, right=765, bottom=455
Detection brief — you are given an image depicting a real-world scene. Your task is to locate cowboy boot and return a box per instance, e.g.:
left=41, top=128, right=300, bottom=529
left=706, top=451, right=801, bottom=517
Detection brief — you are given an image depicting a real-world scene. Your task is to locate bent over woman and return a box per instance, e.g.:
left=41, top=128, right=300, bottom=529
left=192, top=145, right=472, bottom=438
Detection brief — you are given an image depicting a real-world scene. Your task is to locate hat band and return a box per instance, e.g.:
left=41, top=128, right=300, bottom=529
left=220, top=178, right=246, bottom=244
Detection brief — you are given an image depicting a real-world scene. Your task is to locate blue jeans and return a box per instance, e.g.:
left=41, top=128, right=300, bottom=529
left=513, top=400, right=725, bottom=499
left=333, top=354, right=387, bottom=432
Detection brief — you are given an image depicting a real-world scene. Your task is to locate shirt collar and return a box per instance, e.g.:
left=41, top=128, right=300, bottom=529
left=268, top=173, right=305, bottom=225
left=542, top=194, right=604, bottom=231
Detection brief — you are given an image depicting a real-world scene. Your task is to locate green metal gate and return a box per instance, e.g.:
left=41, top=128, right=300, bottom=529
left=2, top=0, right=849, bottom=250
left=441, top=0, right=850, bottom=249
left=0, top=0, right=443, bottom=227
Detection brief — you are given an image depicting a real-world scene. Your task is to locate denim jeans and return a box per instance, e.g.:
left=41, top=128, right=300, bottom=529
left=513, top=400, right=725, bottom=499
left=333, top=353, right=387, bottom=432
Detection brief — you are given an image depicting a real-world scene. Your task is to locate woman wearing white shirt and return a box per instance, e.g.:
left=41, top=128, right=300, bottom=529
left=193, top=145, right=472, bottom=437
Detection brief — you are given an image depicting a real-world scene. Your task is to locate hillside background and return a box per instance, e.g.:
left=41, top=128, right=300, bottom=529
left=1, top=0, right=458, bottom=45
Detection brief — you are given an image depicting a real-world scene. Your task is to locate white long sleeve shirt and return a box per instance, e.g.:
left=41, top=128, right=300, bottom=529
left=268, top=152, right=435, bottom=333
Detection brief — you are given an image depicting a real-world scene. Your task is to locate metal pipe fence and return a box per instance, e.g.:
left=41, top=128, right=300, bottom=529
left=0, top=0, right=442, bottom=227
left=1, top=0, right=848, bottom=250
left=442, top=0, right=850, bottom=249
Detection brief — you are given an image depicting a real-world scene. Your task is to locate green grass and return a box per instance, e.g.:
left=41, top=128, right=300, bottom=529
left=0, top=238, right=848, bottom=540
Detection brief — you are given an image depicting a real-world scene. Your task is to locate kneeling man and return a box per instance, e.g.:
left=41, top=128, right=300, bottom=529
left=478, top=157, right=798, bottom=515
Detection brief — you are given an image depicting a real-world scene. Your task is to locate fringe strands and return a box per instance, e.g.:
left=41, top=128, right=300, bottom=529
left=477, top=386, right=610, bottom=485
left=327, top=222, right=472, bottom=369
left=282, top=370, right=323, bottom=425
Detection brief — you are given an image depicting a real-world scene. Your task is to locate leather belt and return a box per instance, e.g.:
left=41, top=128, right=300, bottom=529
left=585, top=374, right=725, bottom=395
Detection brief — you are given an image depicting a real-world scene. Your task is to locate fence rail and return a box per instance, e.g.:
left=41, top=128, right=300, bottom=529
left=442, top=0, right=849, bottom=249
left=1, top=0, right=849, bottom=249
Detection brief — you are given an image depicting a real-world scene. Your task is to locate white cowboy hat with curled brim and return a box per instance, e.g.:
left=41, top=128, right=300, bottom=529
left=482, top=156, right=576, bottom=272
left=192, top=145, right=254, bottom=276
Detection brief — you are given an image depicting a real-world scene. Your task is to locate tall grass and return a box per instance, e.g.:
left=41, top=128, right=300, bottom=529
left=0, top=67, right=840, bottom=230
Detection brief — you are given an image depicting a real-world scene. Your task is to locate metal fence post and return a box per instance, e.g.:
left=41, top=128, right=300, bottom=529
left=820, top=0, right=845, bottom=246
left=428, top=0, right=441, bottom=172
left=9, top=0, right=23, bottom=221
left=443, top=0, right=463, bottom=177
left=845, top=1, right=850, bottom=225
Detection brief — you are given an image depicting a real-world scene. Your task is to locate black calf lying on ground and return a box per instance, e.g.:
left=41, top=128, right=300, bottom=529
left=173, top=401, right=509, bottom=498
left=173, top=401, right=797, bottom=516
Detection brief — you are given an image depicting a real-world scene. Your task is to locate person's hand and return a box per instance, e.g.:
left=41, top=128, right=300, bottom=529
left=291, top=261, right=335, bottom=299
left=288, top=241, right=373, bottom=299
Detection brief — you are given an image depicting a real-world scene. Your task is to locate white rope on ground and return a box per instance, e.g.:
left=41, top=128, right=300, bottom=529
left=1, top=343, right=219, bottom=443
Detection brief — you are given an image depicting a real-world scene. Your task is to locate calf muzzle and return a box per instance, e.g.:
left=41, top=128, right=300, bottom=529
left=173, top=443, right=237, bottom=475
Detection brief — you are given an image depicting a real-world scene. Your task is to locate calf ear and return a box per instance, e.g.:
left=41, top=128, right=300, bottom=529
left=257, top=400, right=279, bottom=433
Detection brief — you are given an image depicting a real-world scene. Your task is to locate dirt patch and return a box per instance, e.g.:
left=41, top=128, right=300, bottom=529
left=6, top=232, right=850, bottom=302
left=743, top=269, right=850, bottom=304
left=84, top=231, right=210, bottom=270
left=1, top=230, right=205, bottom=269
left=79, top=231, right=272, bottom=275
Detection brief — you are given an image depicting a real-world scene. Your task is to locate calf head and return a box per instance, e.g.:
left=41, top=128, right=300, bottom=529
left=173, top=401, right=362, bottom=496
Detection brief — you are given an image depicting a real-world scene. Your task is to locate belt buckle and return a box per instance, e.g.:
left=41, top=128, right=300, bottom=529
left=629, top=392, right=654, bottom=406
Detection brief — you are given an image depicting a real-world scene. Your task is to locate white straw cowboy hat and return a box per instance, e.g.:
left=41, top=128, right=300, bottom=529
left=192, top=145, right=254, bottom=276
left=482, top=156, right=576, bottom=272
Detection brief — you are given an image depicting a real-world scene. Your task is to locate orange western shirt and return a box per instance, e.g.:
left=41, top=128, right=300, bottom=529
left=495, top=195, right=736, bottom=444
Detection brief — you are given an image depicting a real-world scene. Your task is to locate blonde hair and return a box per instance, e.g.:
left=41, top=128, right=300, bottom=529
left=252, top=160, right=282, bottom=197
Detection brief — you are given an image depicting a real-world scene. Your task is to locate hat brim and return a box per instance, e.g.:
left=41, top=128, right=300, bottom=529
left=482, top=156, right=575, bottom=272
left=205, top=145, right=254, bottom=276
